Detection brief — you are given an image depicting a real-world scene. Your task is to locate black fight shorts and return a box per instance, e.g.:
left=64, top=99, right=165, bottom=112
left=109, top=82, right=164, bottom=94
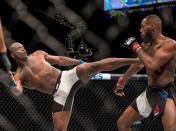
left=131, top=82, right=176, bottom=117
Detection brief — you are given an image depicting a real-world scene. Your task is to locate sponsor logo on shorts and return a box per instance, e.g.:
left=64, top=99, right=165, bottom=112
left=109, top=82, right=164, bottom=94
left=153, top=105, right=160, bottom=116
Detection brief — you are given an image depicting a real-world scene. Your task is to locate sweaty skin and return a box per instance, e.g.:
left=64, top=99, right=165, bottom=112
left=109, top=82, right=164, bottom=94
left=9, top=42, right=141, bottom=131
left=117, top=14, right=176, bottom=131
left=16, top=51, right=61, bottom=94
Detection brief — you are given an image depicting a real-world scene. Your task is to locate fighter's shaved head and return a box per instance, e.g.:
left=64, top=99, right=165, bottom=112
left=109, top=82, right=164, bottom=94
left=9, top=42, right=23, bottom=53
left=143, top=14, right=162, bottom=32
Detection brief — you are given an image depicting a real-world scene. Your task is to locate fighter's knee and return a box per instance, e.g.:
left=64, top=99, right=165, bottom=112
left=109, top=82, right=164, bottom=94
left=53, top=118, right=66, bottom=131
left=164, top=124, right=176, bottom=131
left=76, top=64, right=93, bottom=82
left=117, top=118, right=128, bottom=131
left=76, top=64, right=88, bottom=72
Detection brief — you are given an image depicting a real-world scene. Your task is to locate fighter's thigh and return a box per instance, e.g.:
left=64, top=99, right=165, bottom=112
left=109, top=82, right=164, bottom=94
left=161, top=98, right=176, bottom=130
left=76, top=62, right=101, bottom=82
left=52, top=111, right=71, bottom=130
left=117, top=105, right=143, bottom=126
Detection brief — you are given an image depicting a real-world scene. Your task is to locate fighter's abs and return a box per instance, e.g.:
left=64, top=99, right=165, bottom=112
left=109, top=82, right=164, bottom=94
left=20, top=65, right=59, bottom=92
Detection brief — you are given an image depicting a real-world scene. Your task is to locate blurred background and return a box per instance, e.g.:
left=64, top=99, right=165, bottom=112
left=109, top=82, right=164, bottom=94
left=0, top=0, right=176, bottom=130
left=0, top=0, right=175, bottom=72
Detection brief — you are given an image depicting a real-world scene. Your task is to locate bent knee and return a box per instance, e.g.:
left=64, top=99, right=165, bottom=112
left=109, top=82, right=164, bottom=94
left=117, top=118, right=129, bottom=130
left=53, top=118, right=66, bottom=131
left=52, top=112, right=70, bottom=131
left=76, top=64, right=94, bottom=82
left=76, top=63, right=93, bottom=73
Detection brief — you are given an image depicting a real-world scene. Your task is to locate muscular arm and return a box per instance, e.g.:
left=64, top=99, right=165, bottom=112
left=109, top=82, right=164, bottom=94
left=45, top=54, right=80, bottom=66
left=136, top=42, right=176, bottom=71
left=121, top=63, right=144, bottom=82
left=115, top=62, right=144, bottom=96
left=122, top=42, right=150, bottom=81
left=0, top=18, right=7, bottom=53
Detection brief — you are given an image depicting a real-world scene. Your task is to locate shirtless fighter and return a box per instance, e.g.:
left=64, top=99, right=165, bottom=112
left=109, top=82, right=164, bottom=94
left=117, top=14, right=176, bottom=131
left=9, top=42, right=140, bottom=131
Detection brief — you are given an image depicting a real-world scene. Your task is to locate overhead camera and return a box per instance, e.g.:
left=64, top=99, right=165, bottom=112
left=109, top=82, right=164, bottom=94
left=55, top=13, right=92, bottom=59
left=77, top=41, right=92, bottom=58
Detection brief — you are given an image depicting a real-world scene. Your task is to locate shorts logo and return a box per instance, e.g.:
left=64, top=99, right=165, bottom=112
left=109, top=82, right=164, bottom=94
left=153, top=105, right=160, bottom=116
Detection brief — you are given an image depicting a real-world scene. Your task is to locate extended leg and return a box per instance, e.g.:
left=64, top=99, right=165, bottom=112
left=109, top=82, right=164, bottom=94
left=76, top=58, right=139, bottom=82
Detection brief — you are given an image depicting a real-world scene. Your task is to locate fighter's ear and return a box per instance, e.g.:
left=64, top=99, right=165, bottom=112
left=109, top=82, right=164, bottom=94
left=151, top=24, right=155, bottom=31
left=10, top=53, right=15, bottom=58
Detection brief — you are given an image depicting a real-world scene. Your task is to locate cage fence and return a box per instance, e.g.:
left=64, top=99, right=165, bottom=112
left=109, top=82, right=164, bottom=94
left=0, top=75, right=164, bottom=131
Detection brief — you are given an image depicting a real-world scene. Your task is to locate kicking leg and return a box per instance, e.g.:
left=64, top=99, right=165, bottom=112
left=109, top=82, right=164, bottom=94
left=76, top=58, right=140, bottom=82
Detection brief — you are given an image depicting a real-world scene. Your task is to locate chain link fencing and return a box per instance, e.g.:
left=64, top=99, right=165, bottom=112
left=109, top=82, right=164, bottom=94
left=0, top=75, right=164, bottom=131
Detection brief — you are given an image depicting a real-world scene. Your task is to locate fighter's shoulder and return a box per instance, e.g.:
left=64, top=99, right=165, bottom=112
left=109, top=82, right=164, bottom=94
left=160, top=39, right=176, bottom=55
left=31, top=50, right=48, bottom=56
left=163, top=38, right=176, bottom=48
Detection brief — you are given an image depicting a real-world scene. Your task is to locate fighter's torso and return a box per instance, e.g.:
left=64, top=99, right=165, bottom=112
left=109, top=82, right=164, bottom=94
left=17, top=51, right=61, bottom=94
left=144, top=39, right=176, bottom=87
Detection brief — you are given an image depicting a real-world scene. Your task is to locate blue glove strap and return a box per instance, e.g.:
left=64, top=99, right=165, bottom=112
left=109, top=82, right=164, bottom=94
left=79, top=60, right=85, bottom=64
